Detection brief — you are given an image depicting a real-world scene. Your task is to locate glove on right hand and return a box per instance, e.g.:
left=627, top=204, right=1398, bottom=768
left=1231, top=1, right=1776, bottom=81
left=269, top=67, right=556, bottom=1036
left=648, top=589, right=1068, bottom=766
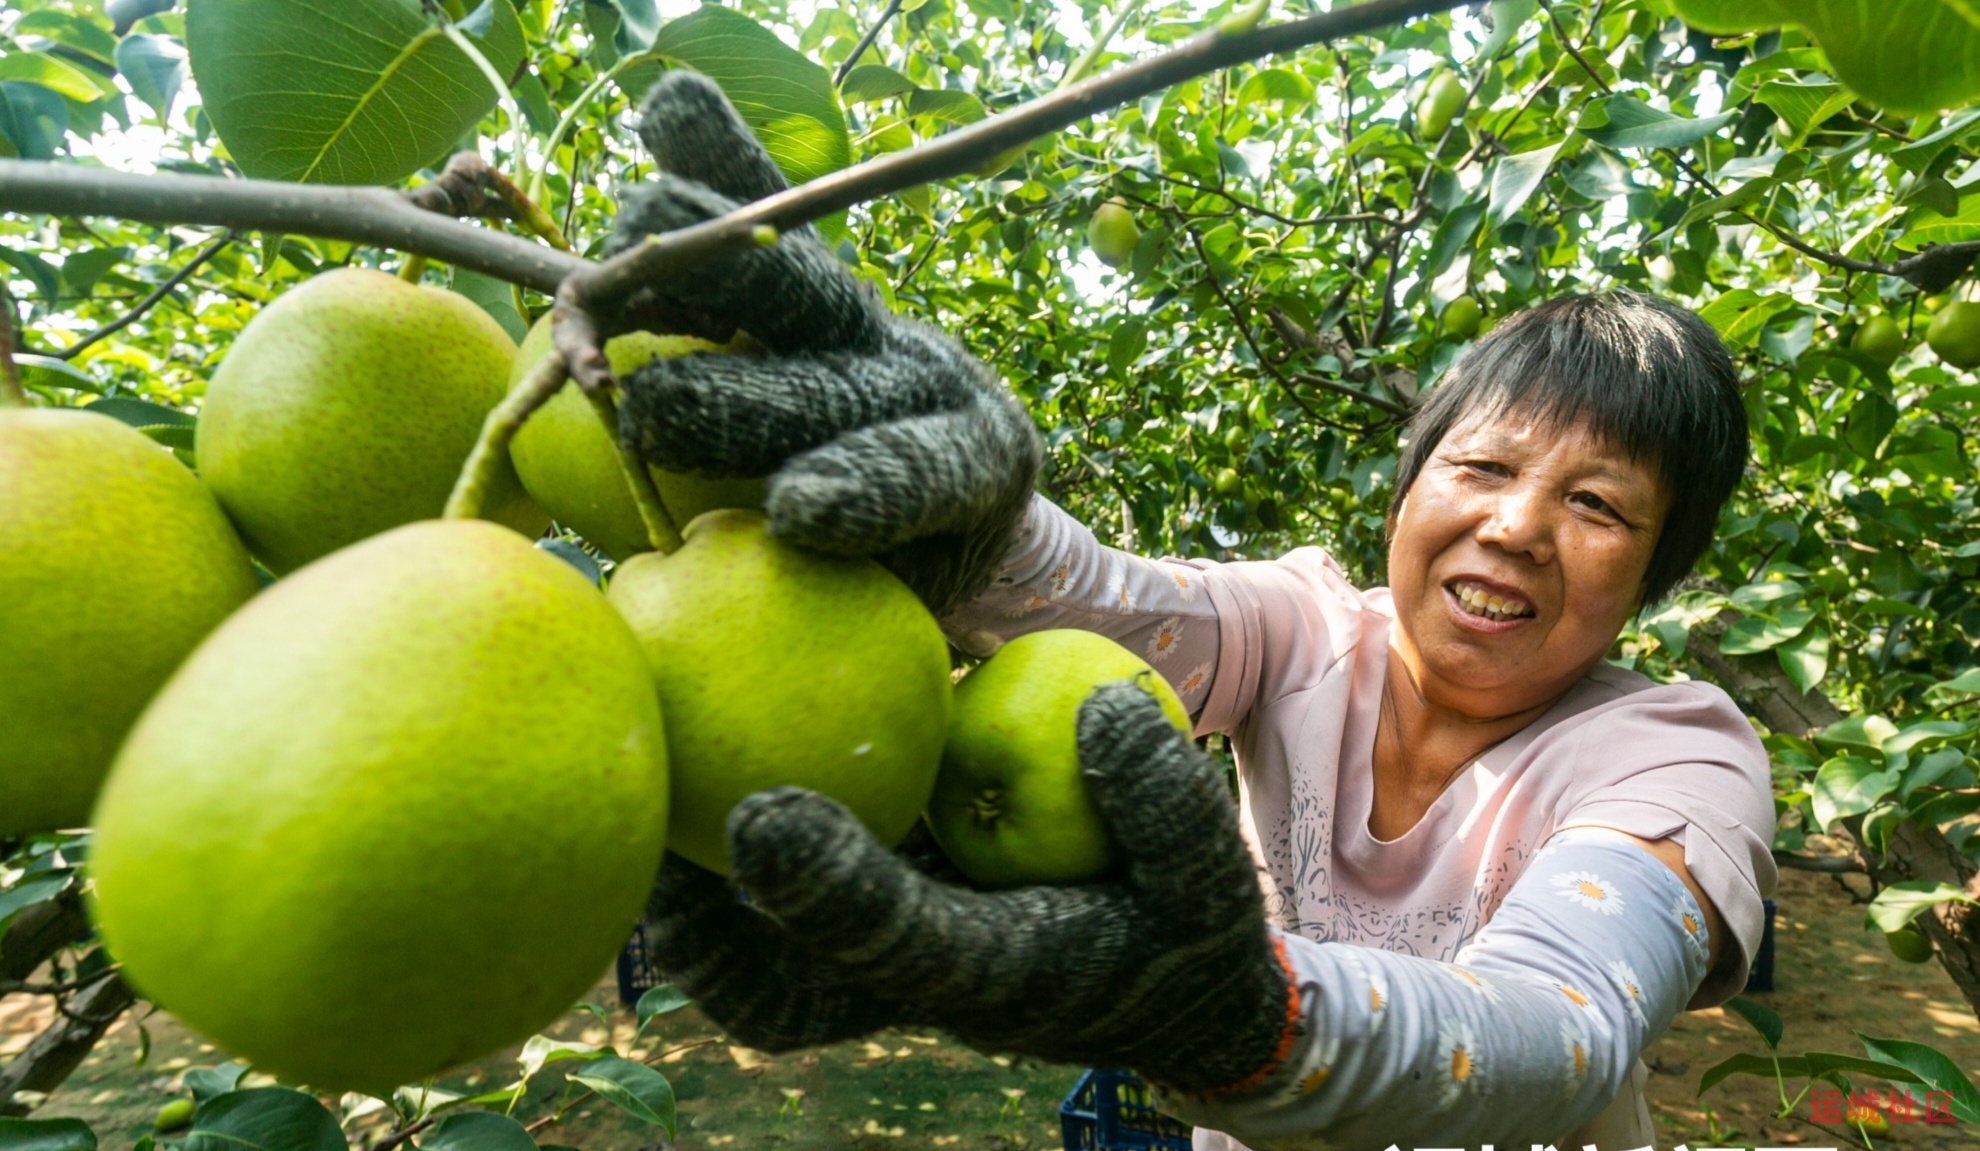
left=642, top=682, right=1299, bottom=1096
left=602, top=73, right=1041, bottom=615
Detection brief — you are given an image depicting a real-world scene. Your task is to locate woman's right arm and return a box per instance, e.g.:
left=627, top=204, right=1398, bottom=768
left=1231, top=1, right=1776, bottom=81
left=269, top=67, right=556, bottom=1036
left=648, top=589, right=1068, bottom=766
left=942, top=494, right=1223, bottom=717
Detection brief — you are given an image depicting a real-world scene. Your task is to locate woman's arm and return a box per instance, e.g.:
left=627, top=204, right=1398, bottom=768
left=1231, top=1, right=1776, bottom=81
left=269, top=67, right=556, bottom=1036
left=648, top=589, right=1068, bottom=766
left=1159, top=827, right=1712, bottom=1148
left=943, top=494, right=1222, bottom=714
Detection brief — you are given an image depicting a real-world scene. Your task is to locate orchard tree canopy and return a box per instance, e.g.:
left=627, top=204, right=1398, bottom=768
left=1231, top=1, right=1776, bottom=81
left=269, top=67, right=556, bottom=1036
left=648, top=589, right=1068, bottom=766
left=4, top=0, right=1980, bottom=1137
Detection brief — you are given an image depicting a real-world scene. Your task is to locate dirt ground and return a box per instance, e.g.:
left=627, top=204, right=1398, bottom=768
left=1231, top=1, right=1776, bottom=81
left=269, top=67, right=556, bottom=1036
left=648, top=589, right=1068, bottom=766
left=6, top=860, right=1976, bottom=1150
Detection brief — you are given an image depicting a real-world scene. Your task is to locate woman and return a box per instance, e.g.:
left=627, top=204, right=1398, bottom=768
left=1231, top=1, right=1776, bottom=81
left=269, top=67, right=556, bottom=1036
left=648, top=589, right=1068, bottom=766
left=612, top=75, right=1775, bottom=1150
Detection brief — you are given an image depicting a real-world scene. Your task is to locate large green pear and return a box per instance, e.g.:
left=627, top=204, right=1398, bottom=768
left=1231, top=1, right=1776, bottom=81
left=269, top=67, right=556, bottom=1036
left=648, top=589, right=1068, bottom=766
left=197, top=269, right=548, bottom=573
left=89, top=519, right=668, bottom=1092
left=0, top=408, right=258, bottom=838
left=928, top=630, right=1191, bottom=889
left=607, top=510, right=950, bottom=873
left=508, top=315, right=765, bottom=559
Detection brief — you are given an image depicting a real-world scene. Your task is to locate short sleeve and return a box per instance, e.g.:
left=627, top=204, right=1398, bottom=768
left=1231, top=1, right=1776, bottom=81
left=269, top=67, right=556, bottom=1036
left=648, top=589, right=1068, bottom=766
left=1552, top=681, right=1777, bottom=1007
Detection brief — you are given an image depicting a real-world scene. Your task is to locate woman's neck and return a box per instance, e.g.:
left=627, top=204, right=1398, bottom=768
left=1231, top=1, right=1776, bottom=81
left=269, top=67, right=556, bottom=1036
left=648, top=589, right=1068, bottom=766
left=1366, top=644, right=1558, bottom=842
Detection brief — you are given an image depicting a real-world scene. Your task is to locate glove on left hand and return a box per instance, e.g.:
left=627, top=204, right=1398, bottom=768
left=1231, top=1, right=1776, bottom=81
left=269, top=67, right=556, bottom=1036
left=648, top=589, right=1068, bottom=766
left=600, top=73, right=1041, bottom=615
left=644, top=682, right=1299, bottom=1096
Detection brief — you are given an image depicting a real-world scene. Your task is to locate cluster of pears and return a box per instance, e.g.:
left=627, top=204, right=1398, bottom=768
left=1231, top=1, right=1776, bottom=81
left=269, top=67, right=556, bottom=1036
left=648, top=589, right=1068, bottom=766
left=6, top=264, right=1169, bottom=1091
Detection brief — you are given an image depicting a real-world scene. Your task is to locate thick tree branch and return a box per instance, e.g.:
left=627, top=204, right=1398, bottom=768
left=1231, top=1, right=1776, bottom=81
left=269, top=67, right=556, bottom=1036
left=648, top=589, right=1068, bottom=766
left=52, top=232, right=231, bottom=361
left=0, top=973, right=134, bottom=1117
left=0, top=895, right=90, bottom=985
left=0, top=162, right=588, bottom=293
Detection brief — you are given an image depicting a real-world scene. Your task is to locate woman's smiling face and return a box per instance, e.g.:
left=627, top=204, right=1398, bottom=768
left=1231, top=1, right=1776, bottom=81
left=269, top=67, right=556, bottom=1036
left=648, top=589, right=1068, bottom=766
left=1386, top=407, right=1671, bottom=719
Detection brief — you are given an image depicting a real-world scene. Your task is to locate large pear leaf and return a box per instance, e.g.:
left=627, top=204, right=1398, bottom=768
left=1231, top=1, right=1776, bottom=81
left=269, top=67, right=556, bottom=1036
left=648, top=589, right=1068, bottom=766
left=1673, top=0, right=1980, bottom=114
left=617, top=5, right=851, bottom=189
left=186, top=0, right=524, bottom=185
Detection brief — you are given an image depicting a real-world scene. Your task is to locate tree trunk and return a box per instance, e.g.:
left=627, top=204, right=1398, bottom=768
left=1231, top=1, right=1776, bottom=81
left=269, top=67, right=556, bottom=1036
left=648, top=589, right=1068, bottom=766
left=0, top=973, right=135, bottom=1116
left=1688, top=610, right=1980, bottom=1016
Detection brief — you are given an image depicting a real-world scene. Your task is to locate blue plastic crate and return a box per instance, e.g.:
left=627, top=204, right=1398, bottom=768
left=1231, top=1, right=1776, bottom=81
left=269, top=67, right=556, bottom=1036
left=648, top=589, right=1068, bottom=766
left=1744, top=898, right=1778, bottom=993
left=615, top=922, right=661, bottom=1008
left=1061, top=1069, right=1192, bottom=1150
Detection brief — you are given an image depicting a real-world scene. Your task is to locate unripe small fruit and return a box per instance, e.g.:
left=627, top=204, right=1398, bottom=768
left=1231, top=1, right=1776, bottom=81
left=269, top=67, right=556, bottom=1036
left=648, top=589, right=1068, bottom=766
left=1921, top=293, right=1948, bottom=313
left=1926, top=300, right=1980, bottom=368
left=1885, top=926, right=1934, bottom=963
left=155, top=1099, right=195, bottom=1132
left=1224, top=425, right=1249, bottom=454
left=1088, top=199, right=1140, bottom=268
left=1415, top=72, right=1465, bottom=140
left=1844, top=1103, right=1891, bottom=1136
left=1851, top=315, right=1905, bottom=367
left=1213, top=467, right=1243, bottom=498
left=1442, top=295, right=1483, bottom=339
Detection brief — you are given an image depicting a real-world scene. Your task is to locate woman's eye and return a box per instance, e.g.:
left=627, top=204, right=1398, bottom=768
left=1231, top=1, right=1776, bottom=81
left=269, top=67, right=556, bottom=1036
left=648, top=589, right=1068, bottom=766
left=1463, top=460, right=1511, bottom=477
left=1572, top=492, right=1615, bottom=515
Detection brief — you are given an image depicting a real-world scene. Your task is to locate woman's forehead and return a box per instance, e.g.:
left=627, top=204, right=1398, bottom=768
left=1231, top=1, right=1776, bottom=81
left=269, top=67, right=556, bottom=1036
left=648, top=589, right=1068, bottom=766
left=1440, top=406, right=1653, bottom=471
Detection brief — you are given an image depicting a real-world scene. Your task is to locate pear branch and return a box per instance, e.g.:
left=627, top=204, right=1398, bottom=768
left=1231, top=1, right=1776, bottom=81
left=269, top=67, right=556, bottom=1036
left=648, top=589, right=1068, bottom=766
left=51, top=232, right=232, bottom=361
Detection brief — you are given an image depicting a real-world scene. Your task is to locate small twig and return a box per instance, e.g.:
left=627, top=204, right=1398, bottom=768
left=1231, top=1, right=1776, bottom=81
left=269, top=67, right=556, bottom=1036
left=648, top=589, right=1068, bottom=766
left=834, top=0, right=904, bottom=86
left=583, top=386, right=682, bottom=553
left=0, top=964, right=122, bottom=998
left=370, top=1116, right=434, bottom=1151
left=1773, top=850, right=1867, bottom=875
left=408, top=152, right=573, bottom=252
left=48, top=233, right=231, bottom=362
left=520, top=1037, right=723, bottom=1137
left=1187, top=228, right=1362, bottom=433
left=0, top=280, right=23, bottom=407
left=443, top=350, right=571, bottom=523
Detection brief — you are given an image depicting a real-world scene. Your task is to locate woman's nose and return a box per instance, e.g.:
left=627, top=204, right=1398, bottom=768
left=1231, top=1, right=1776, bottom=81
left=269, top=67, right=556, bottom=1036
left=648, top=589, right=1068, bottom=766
left=1475, top=485, right=1556, bottom=563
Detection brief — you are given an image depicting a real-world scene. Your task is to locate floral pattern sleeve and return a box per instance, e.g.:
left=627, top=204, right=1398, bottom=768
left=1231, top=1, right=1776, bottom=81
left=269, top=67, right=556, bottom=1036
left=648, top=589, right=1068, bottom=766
left=1156, top=829, right=1712, bottom=1149
left=941, top=494, right=1222, bottom=718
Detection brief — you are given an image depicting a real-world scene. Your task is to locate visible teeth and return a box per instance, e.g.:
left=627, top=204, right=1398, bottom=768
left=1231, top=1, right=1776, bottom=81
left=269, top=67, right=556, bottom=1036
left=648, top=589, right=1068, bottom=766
left=1452, top=582, right=1532, bottom=620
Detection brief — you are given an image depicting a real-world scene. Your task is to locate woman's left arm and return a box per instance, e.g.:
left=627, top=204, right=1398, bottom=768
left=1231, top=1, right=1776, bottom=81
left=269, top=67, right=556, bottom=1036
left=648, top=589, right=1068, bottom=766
left=1161, top=827, right=1714, bottom=1148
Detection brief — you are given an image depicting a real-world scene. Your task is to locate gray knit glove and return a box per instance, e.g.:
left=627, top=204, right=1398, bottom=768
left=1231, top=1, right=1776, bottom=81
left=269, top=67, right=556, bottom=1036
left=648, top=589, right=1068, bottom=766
left=602, top=72, right=1041, bottom=614
left=642, top=683, right=1299, bottom=1095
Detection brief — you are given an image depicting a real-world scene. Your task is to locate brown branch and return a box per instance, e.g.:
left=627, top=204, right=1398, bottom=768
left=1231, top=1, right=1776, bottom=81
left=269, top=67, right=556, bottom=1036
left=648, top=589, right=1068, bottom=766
left=369, top=1116, right=435, bottom=1151
left=1773, top=850, right=1866, bottom=875
left=0, top=278, right=22, bottom=407
left=0, top=895, right=90, bottom=985
left=51, top=232, right=231, bottom=361
left=834, top=0, right=904, bottom=86
left=407, top=152, right=573, bottom=252
left=0, top=973, right=134, bottom=1117
left=0, top=161, right=588, bottom=293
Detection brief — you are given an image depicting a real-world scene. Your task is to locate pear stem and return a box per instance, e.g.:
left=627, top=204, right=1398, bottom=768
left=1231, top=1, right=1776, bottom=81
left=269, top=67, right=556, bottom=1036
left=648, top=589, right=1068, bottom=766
left=583, top=386, right=684, bottom=554
left=443, top=351, right=568, bottom=522
left=0, top=282, right=25, bottom=409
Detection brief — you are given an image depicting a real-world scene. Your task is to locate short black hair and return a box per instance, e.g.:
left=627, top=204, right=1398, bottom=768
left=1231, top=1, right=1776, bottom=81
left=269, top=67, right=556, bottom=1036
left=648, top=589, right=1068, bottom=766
left=1388, top=290, right=1747, bottom=606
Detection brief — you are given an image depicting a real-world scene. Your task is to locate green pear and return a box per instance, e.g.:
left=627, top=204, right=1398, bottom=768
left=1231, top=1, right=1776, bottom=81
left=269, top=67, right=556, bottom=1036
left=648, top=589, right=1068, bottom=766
left=1441, top=294, right=1483, bottom=340
left=0, top=408, right=258, bottom=838
left=1415, top=72, right=1465, bottom=140
left=1851, top=314, right=1905, bottom=366
left=89, top=519, right=668, bottom=1092
left=197, top=268, right=548, bottom=573
left=1927, top=300, right=1980, bottom=368
left=1087, top=199, right=1140, bottom=269
left=928, top=630, right=1191, bottom=889
left=607, top=510, right=950, bottom=874
left=508, top=314, right=766, bottom=559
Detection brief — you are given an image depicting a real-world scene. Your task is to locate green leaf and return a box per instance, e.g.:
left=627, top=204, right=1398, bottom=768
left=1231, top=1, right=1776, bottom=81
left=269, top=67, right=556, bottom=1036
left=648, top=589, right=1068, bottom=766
left=0, top=1119, right=97, bottom=1151
left=1866, top=881, right=1974, bottom=932
left=1235, top=67, right=1313, bottom=108
left=0, top=82, right=68, bottom=160
left=1754, top=79, right=1855, bottom=143
left=179, top=1089, right=345, bottom=1151
left=419, top=1111, right=537, bottom=1151
left=1696, top=289, right=1797, bottom=350
left=185, top=0, right=525, bottom=184
left=16, top=355, right=102, bottom=395
left=1673, top=0, right=1980, bottom=114
left=451, top=267, right=528, bottom=342
left=0, top=875, right=71, bottom=936
left=116, top=34, right=188, bottom=121
left=1776, top=624, right=1830, bottom=694
left=85, top=396, right=195, bottom=428
left=1478, top=0, right=1537, bottom=57
left=1487, top=141, right=1561, bottom=229
left=907, top=88, right=983, bottom=125
left=15, top=11, right=119, bottom=68
left=1723, top=996, right=1783, bottom=1050
left=1673, top=178, right=1773, bottom=231
left=1576, top=95, right=1738, bottom=150
left=839, top=64, right=915, bottom=103
left=182, top=1062, right=249, bottom=1104
left=0, top=53, right=104, bottom=103
left=516, top=1036, right=601, bottom=1080
left=1108, top=318, right=1148, bottom=373
left=1701, top=1049, right=1931, bottom=1094
left=568, top=1056, right=676, bottom=1136
left=0, top=246, right=62, bottom=304
left=1817, top=714, right=1900, bottom=754
left=1857, top=1036, right=1980, bottom=1124
left=1810, top=755, right=1897, bottom=829
left=1928, top=668, right=1980, bottom=697
left=1896, top=191, right=1980, bottom=251
left=634, top=984, right=691, bottom=1030
left=620, top=6, right=852, bottom=189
